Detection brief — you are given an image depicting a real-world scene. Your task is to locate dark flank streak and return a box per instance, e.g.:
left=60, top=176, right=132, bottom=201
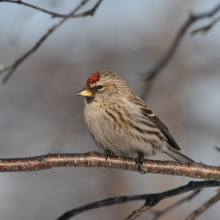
left=121, top=106, right=131, bottom=118
left=141, top=137, right=150, bottom=144
left=140, top=136, right=161, bottom=153
left=105, top=109, right=119, bottom=126
left=131, top=124, right=145, bottom=133
left=151, top=141, right=161, bottom=151
left=138, top=119, right=157, bottom=128
left=129, top=132, right=135, bottom=139
left=128, top=122, right=163, bottom=139
left=113, top=108, right=127, bottom=124
left=129, top=98, right=147, bottom=109
left=135, top=135, right=141, bottom=142
left=110, top=111, right=165, bottom=141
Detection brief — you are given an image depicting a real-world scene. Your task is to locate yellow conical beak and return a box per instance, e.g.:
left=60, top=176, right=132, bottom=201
left=77, top=86, right=93, bottom=97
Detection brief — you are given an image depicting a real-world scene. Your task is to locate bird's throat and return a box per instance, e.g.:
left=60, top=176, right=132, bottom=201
left=86, top=96, right=95, bottom=104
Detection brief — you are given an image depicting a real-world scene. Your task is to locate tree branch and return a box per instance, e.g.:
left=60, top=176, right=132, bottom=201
left=125, top=205, right=151, bottom=220
left=0, top=151, right=220, bottom=181
left=126, top=190, right=201, bottom=220
left=56, top=180, right=220, bottom=220
left=0, top=0, right=71, bottom=18
left=191, top=16, right=220, bottom=36
left=185, top=191, right=220, bottom=220
left=141, top=3, right=220, bottom=100
left=151, top=189, right=201, bottom=220
left=0, top=0, right=103, bottom=83
left=0, top=0, right=102, bottom=18
left=144, top=2, right=220, bottom=81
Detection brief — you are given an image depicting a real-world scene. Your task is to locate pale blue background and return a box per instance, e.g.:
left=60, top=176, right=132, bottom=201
left=0, top=1, right=220, bottom=219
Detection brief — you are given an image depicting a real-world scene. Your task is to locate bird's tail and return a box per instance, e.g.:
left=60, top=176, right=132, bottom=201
left=162, top=144, right=194, bottom=164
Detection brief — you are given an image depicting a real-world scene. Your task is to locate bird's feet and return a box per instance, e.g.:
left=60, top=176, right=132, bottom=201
left=135, top=151, right=145, bottom=170
left=104, top=149, right=114, bottom=160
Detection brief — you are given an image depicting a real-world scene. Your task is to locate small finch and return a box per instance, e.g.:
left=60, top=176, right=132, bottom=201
left=77, top=70, right=194, bottom=164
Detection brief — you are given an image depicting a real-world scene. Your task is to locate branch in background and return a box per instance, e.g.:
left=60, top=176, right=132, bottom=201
left=191, top=16, right=220, bottom=36
left=125, top=205, right=151, bottom=220
left=141, top=3, right=220, bottom=100
left=0, top=0, right=103, bottom=83
left=0, top=151, right=220, bottom=181
left=0, top=0, right=72, bottom=18
left=0, top=0, right=102, bottom=18
left=151, top=189, right=201, bottom=220
left=185, top=191, right=220, bottom=220
left=56, top=180, right=220, bottom=220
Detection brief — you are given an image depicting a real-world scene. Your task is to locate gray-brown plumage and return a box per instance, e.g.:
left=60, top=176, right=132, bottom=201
left=77, top=70, right=194, bottom=164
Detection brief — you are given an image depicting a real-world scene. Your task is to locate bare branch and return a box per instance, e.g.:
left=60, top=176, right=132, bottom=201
left=185, top=191, right=220, bottom=220
left=0, top=0, right=102, bottom=18
left=141, top=3, right=220, bottom=100
left=125, top=205, right=151, bottom=220
left=0, top=151, right=220, bottom=181
left=0, top=0, right=103, bottom=83
left=145, top=3, right=220, bottom=81
left=126, top=189, right=201, bottom=220
left=151, top=189, right=201, bottom=220
left=0, top=0, right=70, bottom=17
left=56, top=180, right=220, bottom=220
left=191, top=16, right=220, bottom=36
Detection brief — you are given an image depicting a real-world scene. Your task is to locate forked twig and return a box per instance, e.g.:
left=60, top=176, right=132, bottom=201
left=125, top=205, right=151, bottom=220
left=0, top=0, right=102, bottom=18
left=191, top=16, right=220, bottom=35
left=151, top=189, right=201, bottom=220
left=141, top=3, right=220, bottom=100
left=0, top=0, right=103, bottom=83
left=185, top=191, right=220, bottom=220
left=56, top=180, right=220, bottom=220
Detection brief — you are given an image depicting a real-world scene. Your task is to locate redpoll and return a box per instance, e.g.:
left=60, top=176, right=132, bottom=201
left=77, top=70, right=194, bottom=164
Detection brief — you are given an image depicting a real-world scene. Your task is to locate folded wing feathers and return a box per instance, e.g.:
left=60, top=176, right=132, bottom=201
left=141, top=107, right=181, bottom=151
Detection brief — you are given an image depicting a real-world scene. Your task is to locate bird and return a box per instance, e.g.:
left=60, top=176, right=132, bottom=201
left=77, top=70, right=194, bottom=165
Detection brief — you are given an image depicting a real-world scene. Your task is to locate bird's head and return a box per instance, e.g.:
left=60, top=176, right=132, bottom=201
left=77, top=70, right=130, bottom=103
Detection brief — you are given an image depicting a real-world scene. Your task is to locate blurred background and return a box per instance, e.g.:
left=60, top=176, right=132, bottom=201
left=0, top=0, right=220, bottom=219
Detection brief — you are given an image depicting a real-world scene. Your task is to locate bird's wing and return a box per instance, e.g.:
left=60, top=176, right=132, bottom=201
left=129, top=97, right=181, bottom=151
left=141, top=106, right=181, bottom=150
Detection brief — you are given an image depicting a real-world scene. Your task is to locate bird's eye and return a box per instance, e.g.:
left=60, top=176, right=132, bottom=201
left=97, top=85, right=102, bottom=90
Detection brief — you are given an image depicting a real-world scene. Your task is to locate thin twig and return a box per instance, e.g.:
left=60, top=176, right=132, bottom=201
left=185, top=191, right=220, bottom=220
left=56, top=180, right=220, bottom=220
left=191, top=16, right=220, bottom=35
left=0, top=0, right=102, bottom=18
left=0, top=0, right=103, bottom=83
left=0, top=0, right=69, bottom=17
left=141, top=3, right=220, bottom=100
left=125, top=205, right=151, bottom=220
left=151, top=189, right=201, bottom=220
left=0, top=152, right=220, bottom=181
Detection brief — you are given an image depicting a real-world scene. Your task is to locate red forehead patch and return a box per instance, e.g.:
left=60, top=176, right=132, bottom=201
left=86, top=73, right=100, bottom=84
